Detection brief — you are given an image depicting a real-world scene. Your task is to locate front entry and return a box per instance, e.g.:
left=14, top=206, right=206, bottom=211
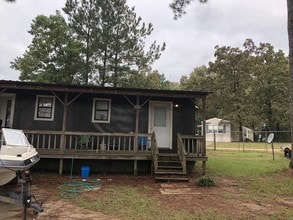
left=148, top=101, right=173, bottom=149
left=0, top=94, right=15, bottom=128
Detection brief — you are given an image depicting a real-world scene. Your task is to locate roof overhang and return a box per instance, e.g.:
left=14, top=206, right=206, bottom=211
left=0, top=80, right=209, bottom=99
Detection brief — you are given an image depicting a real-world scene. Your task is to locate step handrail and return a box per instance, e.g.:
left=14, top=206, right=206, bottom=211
left=151, top=132, right=159, bottom=173
left=177, top=133, right=187, bottom=174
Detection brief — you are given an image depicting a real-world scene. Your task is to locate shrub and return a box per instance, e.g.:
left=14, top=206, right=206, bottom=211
left=196, top=176, right=215, bottom=187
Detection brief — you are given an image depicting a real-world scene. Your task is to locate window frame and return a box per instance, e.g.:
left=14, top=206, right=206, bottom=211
left=92, top=98, right=111, bottom=123
left=34, top=95, right=55, bottom=121
left=206, top=124, right=226, bottom=133
left=206, top=124, right=214, bottom=133
left=218, top=125, right=226, bottom=133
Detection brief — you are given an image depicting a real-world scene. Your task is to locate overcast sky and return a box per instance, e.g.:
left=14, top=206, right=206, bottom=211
left=0, top=0, right=288, bottom=82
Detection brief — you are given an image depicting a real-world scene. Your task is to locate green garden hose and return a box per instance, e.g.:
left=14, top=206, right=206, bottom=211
left=59, top=180, right=101, bottom=199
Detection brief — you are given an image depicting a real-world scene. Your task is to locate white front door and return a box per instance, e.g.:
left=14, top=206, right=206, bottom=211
left=148, top=101, right=172, bottom=149
left=0, top=94, right=15, bottom=128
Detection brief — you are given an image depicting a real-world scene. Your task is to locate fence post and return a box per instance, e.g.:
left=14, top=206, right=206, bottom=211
left=213, top=130, right=216, bottom=150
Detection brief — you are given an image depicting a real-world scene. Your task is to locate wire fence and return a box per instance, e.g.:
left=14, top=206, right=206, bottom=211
left=205, top=130, right=292, bottom=153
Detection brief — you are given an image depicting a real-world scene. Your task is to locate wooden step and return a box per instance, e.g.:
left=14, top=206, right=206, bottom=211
left=155, top=170, right=185, bottom=175
left=157, top=165, right=183, bottom=170
left=158, top=158, right=181, bottom=162
left=158, top=153, right=180, bottom=157
left=158, top=162, right=182, bottom=167
left=158, top=153, right=178, bottom=157
left=155, top=175, right=189, bottom=182
left=158, top=154, right=179, bottom=159
left=154, top=150, right=187, bottom=182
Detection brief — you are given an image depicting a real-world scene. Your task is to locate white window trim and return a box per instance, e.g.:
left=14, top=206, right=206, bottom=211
left=92, top=98, right=111, bottom=123
left=34, top=95, right=55, bottom=121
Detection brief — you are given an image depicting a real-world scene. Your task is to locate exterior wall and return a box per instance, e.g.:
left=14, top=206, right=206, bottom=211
left=242, top=126, right=254, bottom=141
left=231, top=124, right=254, bottom=142
left=206, top=123, right=231, bottom=142
left=66, top=94, right=136, bottom=133
left=11, top=90, right=138, bottom=133
left=205, top=118, right=231, bottom=142
left=230, top=123, right=239, bottom=142
left=144, top=97, right=195, bottom=150
left=4, top=89, right=196, bottom=151
left=172, top=98, right=195, bottom=150
left=12, top=90, right=63, bottom=130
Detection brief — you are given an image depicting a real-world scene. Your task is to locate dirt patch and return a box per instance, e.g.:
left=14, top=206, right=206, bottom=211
left=159, top=183, right=201, bottom=195
left=1, top=170, right=292, bottom=219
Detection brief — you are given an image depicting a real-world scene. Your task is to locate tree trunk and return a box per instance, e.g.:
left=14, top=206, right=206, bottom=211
left=287, top=0, right=293, bottom=168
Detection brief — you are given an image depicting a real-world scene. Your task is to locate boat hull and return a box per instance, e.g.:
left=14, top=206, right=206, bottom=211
left=0, top=168, right=16, bottom=186
left=0, top=152, right=40, bottom=186
left=0, top=128, right=40, bottom=186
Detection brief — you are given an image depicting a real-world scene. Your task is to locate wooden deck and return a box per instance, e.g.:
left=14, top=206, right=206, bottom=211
left=1, top=130, right=207, bottom=175
left=24, top=130, right=153, bottom=159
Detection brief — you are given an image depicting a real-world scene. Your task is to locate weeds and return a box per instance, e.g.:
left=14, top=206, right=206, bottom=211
left=196, top=175, right=215, bottom=187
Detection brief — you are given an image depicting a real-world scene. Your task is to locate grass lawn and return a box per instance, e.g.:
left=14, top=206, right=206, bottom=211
left=74, top=150, right=293, bottom=219
left=206, top=150, right=292, bottom=197
left=206, top=150, right=290, bottom=178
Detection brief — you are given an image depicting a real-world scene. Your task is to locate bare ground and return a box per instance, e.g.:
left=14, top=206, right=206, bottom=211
left=1, top=170, right=292, bottom=220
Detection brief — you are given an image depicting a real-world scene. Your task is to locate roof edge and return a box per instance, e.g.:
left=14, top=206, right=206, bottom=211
left=0, top=80, right=209, bottom=98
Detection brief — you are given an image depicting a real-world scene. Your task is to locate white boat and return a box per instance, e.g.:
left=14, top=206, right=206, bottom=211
left=0, top=128, right=40, bottom=186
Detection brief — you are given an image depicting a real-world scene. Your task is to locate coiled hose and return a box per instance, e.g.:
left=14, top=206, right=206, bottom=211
left=59, top=180, right=101, bottom=199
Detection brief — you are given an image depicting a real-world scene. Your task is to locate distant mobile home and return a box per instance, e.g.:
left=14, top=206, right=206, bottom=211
left=204, top=118, right=254, bottom=143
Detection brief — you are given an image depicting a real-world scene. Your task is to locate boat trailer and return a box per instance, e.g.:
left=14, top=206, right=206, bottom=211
left=0, top=170, right=43, bottom=220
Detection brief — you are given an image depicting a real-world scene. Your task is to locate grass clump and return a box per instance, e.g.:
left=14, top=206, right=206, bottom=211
left=249, top=174, right=293, bottom=197
left=196, top=175, right=215, bottom=187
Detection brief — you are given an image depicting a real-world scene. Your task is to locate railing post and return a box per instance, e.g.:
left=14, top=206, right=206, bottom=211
left=134, top=135, right=138, bottom=152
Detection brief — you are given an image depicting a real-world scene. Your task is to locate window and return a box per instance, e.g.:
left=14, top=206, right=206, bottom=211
left=206, top=125, right=214, bottom=133
left=218, top=125, right=226, bottom=133
left=154, top=106, right=166, bottom=127
left=92, top=98, right=111, bottom=123
left=34, top=95, right=55, bottom=121
left=206, top=124, right=226, bottom=133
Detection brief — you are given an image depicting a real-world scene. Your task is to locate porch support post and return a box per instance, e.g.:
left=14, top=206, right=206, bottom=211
left=59, top=92, right=68, bottom=175
left=60, top=92, right=68, bottom=151
left=202, top=97, right=206, bottom=155
left=202, top=161, right=206, bottom=175
left=133, top=160, right=137, bottom=175
left=134, top=95, right=140, bottom=152
left=202, top=97, right=207, bottom=176
left=59, top=159, right=63, bottom=176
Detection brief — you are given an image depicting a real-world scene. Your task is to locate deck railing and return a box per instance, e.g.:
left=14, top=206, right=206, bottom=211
left=177, top=134, right=187, bottom=173
left=23, top=130, right=152, bottom=153
left=179, top=134, right=205, bottom=156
